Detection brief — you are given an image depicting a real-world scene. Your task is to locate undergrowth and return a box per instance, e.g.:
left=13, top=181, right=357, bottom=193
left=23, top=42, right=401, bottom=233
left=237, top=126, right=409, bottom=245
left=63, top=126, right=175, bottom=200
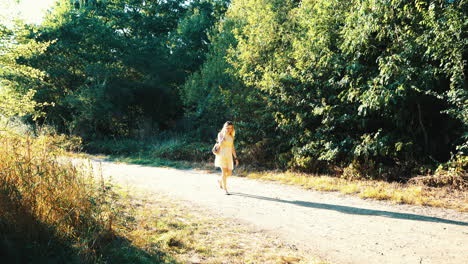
left=0, top=132, right=174, bottom=263
left=0, top=132, right=112, bottom=262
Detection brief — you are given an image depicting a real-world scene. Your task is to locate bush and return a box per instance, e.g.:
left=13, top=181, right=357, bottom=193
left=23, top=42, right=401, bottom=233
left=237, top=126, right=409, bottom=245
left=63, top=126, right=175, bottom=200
left=151, top=139, right=212, bottom=162
left=409, top=155, right=468, bottom=189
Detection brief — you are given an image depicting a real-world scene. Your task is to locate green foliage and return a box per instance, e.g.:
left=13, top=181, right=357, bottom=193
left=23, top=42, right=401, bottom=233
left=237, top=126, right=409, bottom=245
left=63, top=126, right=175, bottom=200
left=152, top=140, right=212, bottom=162
left=209, top=0, right=468, bottom=177
left=0, top=88, right=38, bottom=124
left=409, top=153, right=467, bottom=189
left=84, top=135, right=213, bottom=163
left=3, top=0, right=466, bottom=180
left=4, top=0, right=228, bottom=140
left=0, top=20, right=49, bottom=128
left=84, top=138, right=151, bottom=155
left=181, top=11, right=284, bottom=166
left=31, top=0, right=182, bottom=138
left=181, top=18, right=243, bottom=139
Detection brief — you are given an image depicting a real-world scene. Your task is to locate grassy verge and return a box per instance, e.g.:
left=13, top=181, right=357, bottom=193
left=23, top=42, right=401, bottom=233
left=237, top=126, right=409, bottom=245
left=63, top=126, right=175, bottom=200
left=111, top=186, right=325, bottom=264
left=0, top=132, right=179, bottom=263
left=237, top=170, right=468, bottom=212
left=87, top=152, right=467, bottom=213
left=0, top=132, right=107, bottom=263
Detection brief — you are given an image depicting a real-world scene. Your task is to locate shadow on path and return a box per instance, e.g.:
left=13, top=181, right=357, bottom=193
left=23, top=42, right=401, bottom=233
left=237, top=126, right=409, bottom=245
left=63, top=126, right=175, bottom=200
left=230, top=192, right=468, bottom=226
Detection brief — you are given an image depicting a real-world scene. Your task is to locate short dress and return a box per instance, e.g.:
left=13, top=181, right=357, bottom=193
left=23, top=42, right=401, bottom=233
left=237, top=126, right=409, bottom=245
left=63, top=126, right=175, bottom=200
left=214, top=134, right=234, bottom=170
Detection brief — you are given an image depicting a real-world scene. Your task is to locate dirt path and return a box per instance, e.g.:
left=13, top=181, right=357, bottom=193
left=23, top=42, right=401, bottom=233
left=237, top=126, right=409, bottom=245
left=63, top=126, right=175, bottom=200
left=89, top=159, right=468, bottom=264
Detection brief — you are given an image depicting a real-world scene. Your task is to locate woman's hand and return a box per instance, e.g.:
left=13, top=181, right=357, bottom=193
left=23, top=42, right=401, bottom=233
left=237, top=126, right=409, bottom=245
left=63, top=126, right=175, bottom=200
left=235, top=159, right=239, bottom=166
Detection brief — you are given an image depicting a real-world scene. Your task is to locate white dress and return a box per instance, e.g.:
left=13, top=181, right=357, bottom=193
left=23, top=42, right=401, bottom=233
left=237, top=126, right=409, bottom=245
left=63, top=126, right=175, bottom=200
left=214, top=134, right=234, bottom=170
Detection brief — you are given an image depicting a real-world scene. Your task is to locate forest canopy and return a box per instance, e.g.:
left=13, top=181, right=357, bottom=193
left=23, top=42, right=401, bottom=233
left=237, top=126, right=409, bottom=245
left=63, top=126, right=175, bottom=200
left=1, top=0, right=467, bottom=179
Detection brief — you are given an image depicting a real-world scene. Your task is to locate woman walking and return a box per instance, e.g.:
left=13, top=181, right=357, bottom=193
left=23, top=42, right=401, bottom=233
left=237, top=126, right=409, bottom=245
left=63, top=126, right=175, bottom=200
left=214, top=121, right=239, bottom=195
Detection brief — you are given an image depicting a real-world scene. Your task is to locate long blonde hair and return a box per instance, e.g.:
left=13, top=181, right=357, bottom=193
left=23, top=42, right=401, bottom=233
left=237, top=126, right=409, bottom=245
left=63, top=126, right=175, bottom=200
left=220, top=121, right=235, bottom=138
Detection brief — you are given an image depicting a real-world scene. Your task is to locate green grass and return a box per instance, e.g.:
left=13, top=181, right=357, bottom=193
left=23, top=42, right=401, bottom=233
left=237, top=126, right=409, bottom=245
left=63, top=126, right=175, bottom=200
left=104, top=154, right=216, bottom=171
left=84, top=137, right=212, bottom=164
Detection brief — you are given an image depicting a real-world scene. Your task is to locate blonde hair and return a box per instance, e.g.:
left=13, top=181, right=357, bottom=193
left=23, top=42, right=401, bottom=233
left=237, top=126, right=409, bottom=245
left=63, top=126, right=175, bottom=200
left=220, top=121, right=235, bottom=138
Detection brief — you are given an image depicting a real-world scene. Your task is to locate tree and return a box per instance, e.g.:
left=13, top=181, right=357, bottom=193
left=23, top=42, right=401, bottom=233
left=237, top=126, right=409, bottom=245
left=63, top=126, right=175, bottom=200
left=8, top=0, right=228, bottom=139
left=216, top=0, right=467, bottom=176
left=0, top=8, right=49, bottom=129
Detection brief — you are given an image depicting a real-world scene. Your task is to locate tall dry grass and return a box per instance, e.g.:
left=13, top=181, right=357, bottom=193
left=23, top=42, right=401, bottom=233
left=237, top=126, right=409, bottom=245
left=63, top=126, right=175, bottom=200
left=0, top=131, right=115, bottom=262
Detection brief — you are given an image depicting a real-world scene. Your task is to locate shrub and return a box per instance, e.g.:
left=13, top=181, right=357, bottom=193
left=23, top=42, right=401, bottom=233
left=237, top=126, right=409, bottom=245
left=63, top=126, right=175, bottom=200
left=409, top=155, right=468, bottom=189
left=152, top=139, right=212, bottom=162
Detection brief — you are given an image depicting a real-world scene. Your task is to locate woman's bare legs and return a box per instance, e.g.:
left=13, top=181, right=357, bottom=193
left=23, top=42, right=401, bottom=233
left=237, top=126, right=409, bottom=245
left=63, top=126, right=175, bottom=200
left=217, top=176, right=223, bottom=189
left=219, top=167, right=228, bottom=190
left=223, top=168, right=232, bottom=194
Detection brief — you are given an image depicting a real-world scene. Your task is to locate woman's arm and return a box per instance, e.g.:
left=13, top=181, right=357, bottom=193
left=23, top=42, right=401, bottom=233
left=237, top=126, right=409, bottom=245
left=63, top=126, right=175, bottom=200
left=232, top=146, right=237, bottom=159
left=232, top=146, right=239, bottom=165
left=217, top=132, right=225, bottom=143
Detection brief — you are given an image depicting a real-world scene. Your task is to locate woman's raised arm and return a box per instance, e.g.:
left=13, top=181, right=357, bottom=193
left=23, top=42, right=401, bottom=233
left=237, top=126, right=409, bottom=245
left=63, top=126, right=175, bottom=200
left=217, top=132, right=225, bottom=143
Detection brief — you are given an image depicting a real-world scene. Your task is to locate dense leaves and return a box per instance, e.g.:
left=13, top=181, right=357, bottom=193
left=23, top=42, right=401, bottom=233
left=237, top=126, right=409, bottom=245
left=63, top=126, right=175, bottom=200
left=3, top=0, right=228, bottom=139
left=2, top=0, right=466, bottom=179
left=187, top=0, right=467, bottom=177
left=0, top=22, right=47, bottom=127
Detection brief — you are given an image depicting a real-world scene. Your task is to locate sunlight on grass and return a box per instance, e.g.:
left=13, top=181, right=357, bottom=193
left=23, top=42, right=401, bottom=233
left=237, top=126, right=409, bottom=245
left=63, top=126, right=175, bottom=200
left=359, top=186, right=392, bottom=200
left=112, top=188, right=325, bottom=264
left=1, top=133, right=188, bottom=263
left=244, top=170, right=467, bottom=212
left=92, top=154, right=216, bottom=172
left=340, top=183, right=360, bottom=194
left=0, top=132, right=114, bottom=261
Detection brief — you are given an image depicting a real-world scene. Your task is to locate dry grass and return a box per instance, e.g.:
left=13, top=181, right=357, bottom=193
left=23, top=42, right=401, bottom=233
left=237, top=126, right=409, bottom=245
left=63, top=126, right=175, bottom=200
left=112, top=188, right=327, bottom=264
left=0, top=132, right=118, bottom=262
left=236, top=170, right=468, bottom=212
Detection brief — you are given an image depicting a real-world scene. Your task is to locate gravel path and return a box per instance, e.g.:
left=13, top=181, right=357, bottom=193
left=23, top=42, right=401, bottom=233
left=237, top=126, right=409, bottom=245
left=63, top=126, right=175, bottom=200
left=90, top=159, right=468, bottom=264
